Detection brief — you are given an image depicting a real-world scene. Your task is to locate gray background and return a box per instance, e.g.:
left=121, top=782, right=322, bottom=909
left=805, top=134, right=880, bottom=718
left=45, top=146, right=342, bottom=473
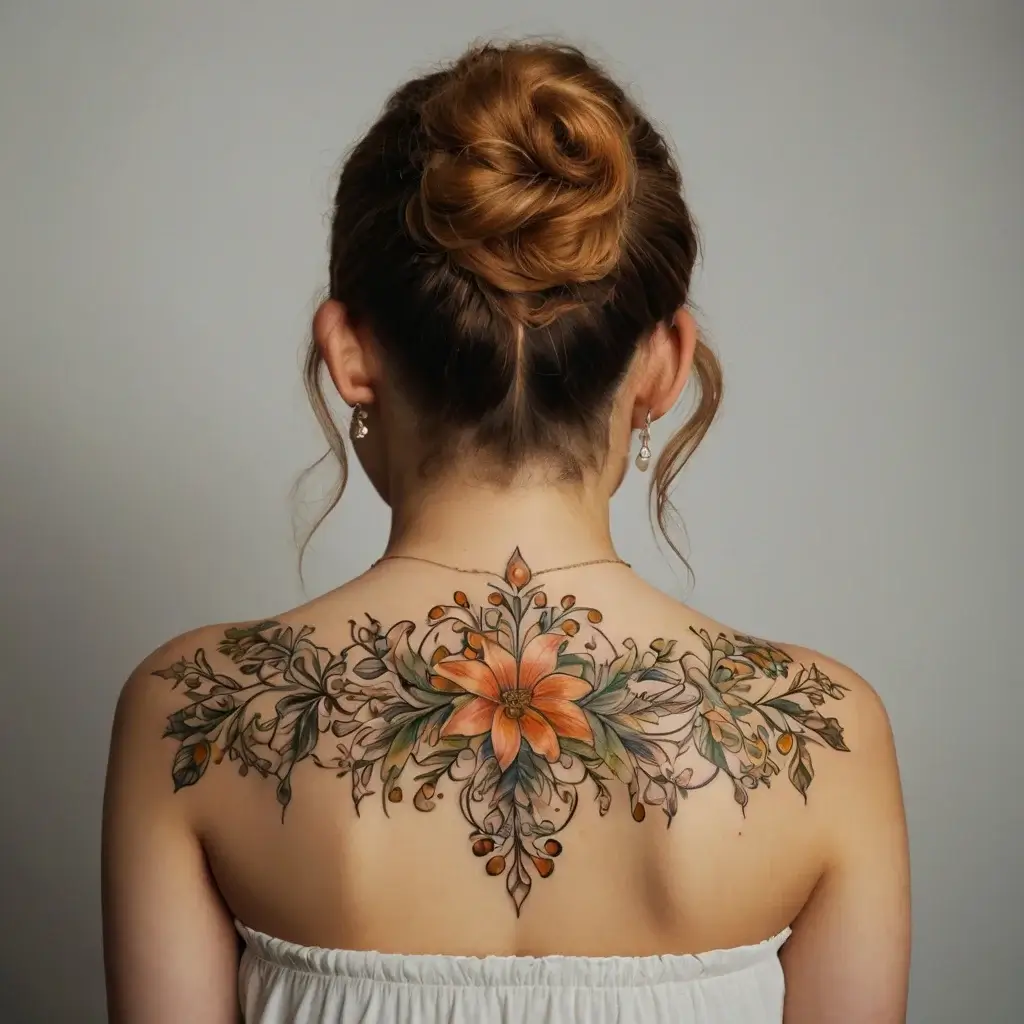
left=1, top=1, right=1021, bottom=1020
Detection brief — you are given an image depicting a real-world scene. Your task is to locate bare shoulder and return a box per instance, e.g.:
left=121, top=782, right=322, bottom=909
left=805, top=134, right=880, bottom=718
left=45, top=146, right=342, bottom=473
left=115, top=624, right=243, bottom=731
left=650, top=595, right=898, bottom=813
left=112, top=614, right=341, bottom=812
left=775, top=642, right=898, bottom=770
left=110, top=622, right=263, bottom=789
left=752, top=639, right=902, bottom=828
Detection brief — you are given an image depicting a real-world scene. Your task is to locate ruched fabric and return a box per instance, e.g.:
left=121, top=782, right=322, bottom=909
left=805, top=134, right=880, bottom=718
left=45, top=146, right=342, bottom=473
left=237, top=921, right=791, bottom=1023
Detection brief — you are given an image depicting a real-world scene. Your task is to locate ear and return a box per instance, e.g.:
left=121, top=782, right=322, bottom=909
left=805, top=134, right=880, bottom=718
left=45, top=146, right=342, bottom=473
left=313, top=299, right=377, bottom=407
left=633, top=307, right=697, bottom=426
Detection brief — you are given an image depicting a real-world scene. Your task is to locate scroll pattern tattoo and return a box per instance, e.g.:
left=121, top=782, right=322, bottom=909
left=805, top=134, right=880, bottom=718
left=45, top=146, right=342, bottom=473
left=156, top=549, right=849, bottom=914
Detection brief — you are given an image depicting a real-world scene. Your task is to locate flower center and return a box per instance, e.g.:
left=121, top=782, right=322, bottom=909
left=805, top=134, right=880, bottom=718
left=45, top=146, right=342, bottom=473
left=501, top=689, right=532, bottom=720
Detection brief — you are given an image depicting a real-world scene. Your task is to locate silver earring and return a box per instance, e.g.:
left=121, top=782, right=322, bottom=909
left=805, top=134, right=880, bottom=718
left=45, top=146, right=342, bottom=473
left=635, top=411, right=652, bottom=471
left=350, top=404, right=369, bottom=441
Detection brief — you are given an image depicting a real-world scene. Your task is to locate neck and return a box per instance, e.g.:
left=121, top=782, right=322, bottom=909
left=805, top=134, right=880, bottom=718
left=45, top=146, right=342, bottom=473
left=383, top=474, right=621, bottom=575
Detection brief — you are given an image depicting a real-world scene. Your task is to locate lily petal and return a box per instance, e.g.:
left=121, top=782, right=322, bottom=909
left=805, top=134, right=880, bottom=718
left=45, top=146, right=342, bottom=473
left=490, top=706, right=522, bottom=772
left=532, top=672, right=591, bottom=702
left=429, top=673, right=466, bottom=693
left=531, top=696, right=594, bottom=745
left=518, top=633, right=565, bottom=690
left=479, top=636, right=519, bottom=692
left=441, top=696, right=498, bottom=739
left=433, top=656, right=501, bottom=700
left=519, top=709, right=560, bottom=762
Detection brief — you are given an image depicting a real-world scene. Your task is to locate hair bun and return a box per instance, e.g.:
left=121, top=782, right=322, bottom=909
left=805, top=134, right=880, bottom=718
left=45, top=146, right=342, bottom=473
left=407, top=45, right=636, bottom=303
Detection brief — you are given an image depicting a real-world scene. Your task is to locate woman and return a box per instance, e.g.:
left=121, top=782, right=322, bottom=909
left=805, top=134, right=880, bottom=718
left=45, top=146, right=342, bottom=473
left=102, top=40, right=910, bottom=1023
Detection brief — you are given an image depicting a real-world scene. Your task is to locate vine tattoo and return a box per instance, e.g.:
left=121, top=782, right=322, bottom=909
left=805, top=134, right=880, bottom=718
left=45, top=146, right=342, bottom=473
left=156, top=549, right=849, bottom=913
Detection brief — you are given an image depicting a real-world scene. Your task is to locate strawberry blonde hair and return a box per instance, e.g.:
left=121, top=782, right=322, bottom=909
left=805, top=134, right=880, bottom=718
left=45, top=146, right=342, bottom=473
left=303, top=41, right=722, bottom=562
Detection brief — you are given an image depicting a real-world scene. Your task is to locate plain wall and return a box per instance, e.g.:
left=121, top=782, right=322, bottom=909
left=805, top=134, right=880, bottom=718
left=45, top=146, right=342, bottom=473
left=1, top=1, right=1021, bottom=1020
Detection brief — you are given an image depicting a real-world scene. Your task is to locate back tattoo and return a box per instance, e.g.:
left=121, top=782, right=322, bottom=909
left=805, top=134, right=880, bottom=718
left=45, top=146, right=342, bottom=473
left=156, top=549, right=849, bottom=913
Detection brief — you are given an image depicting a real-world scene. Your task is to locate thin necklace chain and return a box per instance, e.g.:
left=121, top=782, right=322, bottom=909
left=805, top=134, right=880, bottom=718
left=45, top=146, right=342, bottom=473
left=372, top=553, right=631, bottom=576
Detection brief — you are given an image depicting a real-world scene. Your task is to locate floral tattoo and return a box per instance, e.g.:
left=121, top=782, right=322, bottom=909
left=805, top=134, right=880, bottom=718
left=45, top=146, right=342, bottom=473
left=156, top=549, right=849, bottom=913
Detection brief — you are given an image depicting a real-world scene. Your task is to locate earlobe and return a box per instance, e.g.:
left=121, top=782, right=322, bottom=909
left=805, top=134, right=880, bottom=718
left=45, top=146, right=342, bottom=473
left=313, top=299, right=376, bottom=407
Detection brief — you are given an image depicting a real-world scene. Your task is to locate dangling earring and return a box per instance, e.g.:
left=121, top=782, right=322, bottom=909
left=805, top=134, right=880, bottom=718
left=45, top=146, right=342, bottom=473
left=350, top=404, right=369, bottom=441
left=635, top=411, right=652, bottom=472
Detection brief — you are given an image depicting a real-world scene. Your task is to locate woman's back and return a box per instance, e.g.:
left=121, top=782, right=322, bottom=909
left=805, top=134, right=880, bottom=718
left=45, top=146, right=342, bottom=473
left=164, top=558, right=841, bottom=955
left=106, top=548, right=904, bottom=1022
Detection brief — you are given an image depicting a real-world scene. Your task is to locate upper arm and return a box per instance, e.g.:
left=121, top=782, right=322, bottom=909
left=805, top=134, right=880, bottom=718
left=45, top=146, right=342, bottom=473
left=780, top=665, right=911, bottom=1023
left=102, top=643, right=241, bottom=1024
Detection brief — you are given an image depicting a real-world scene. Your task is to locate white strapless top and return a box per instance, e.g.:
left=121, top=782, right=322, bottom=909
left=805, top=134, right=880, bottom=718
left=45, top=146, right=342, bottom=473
left=236, top=921, right=791, bottom=1023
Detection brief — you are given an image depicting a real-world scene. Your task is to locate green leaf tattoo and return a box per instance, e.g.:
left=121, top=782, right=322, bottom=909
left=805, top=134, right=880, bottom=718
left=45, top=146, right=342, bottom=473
left=156, top=548, right=849, bottom=913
